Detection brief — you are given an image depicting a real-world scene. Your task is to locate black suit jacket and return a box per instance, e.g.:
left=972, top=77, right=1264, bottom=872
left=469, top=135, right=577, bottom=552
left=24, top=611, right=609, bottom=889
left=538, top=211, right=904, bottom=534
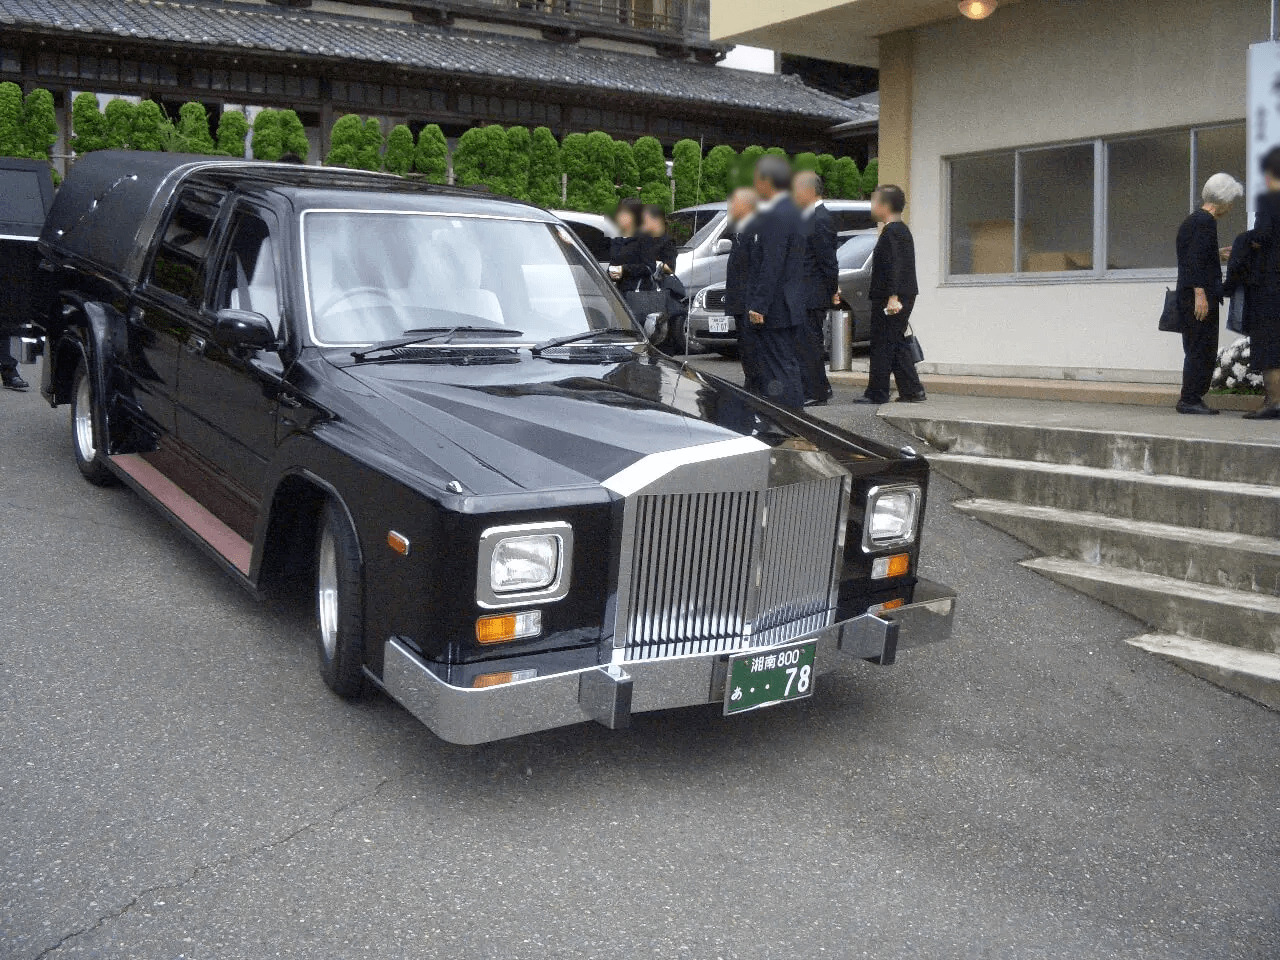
left=723, top=219, right=755, bottom=317
left=801, top=204, right=839, bottom=310
left=1245, top=192, right=1280, bottom=319
left=747, top=195, right=806, bottom=329
left=609, top=235, right=649, bottom=291
left=868, top=221, right=919, bottom=301
left=1175, top=209, right=1222, bottom=304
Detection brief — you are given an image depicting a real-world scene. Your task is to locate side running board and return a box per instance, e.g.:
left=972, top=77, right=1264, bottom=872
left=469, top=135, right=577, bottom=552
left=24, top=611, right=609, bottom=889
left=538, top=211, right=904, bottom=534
left=109, top=454, right=253, bottom=579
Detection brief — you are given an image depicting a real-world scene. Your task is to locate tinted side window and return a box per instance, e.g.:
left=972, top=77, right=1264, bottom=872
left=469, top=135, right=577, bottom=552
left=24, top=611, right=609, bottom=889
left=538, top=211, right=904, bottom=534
left=214, top=211, right=281, bottom=333
left=149, top=189, right=223, bottom=301
left=832, top=210, right=876, bottom=234
left=569, top=223, right=611, bottom=261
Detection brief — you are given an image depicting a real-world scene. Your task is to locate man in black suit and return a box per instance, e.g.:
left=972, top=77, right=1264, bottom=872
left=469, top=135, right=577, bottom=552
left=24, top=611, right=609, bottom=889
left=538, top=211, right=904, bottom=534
left=745, top=155, right=806, bottom=410
left=793, top=170, right=837, bottom=405
left=722, top=188, right=760, bottom=392
left=855, top=184, right=926, bottom=405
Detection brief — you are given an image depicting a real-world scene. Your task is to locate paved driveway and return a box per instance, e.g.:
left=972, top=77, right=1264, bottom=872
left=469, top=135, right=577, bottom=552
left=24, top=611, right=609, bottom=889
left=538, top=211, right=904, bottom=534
left=2, top=362, right=1276, bottom=959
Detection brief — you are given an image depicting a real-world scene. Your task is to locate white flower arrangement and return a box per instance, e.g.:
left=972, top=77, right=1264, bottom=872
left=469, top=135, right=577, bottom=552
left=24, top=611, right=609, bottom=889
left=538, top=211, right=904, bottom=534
left=1210, top=337, right=1264, bottom=393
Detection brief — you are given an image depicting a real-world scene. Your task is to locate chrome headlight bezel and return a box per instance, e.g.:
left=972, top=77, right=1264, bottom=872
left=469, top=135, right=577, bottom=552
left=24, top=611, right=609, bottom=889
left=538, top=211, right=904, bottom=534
left=476, top=522, right=573, bottom=609
left=861, top=483, right=922, bottom=552
left=691, top=287, right=709, bottom=311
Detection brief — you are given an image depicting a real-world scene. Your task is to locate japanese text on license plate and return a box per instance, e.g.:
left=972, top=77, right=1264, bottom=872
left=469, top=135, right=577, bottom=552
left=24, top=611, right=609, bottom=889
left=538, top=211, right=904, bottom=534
left=724, top=640, right=816, bottom=715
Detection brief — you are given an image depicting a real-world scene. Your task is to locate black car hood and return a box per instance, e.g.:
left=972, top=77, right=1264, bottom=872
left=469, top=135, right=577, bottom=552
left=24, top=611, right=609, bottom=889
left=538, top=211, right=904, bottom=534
left=331, top=349, right=896, bottom=497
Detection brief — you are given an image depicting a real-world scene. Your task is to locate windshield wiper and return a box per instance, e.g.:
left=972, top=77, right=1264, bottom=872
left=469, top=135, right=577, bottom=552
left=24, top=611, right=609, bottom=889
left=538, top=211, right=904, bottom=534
left=530, top=327, right=644, bottom=356
left=351, top=326, right=524, bottom=361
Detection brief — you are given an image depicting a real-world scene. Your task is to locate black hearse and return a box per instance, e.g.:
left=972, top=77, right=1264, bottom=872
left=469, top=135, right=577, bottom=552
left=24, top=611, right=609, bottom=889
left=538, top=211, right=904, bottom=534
left=32, top=152, right=954, bottom=744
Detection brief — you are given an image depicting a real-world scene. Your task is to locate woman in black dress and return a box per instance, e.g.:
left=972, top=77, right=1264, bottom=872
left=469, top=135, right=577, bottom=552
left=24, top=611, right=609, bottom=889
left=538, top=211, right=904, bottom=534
left=1173, top=172, right=1242, bottom=414
left=608, top=198, right=647, bottom=295
left=640, top=205, right=678, bottom=278
left=1243, top=148, right=1280, bottom=419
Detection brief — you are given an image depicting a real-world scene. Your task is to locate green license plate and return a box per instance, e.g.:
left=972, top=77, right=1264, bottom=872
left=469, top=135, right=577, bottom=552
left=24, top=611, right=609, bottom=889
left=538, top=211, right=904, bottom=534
left=724, top=639, right=817, bottom=715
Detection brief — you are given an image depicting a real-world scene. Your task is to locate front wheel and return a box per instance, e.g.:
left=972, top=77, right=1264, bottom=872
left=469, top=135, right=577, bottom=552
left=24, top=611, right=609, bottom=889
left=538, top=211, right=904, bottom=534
left=70, top=358, right=115, bottom=486
left=314, top=498, right=365, bottom=698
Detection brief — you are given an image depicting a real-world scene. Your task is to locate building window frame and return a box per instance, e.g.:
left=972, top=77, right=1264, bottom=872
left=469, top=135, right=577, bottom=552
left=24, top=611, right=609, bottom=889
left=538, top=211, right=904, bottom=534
left=943, top=120, right=1245, bottom=286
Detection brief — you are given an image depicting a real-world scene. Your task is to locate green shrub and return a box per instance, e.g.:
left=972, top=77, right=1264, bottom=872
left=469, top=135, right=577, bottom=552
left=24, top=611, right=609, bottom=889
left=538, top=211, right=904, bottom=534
left=561, top=133, right=599, bottom=212
left=816, top=153, right=836, bottom=189
left=413, top=123, right=448, bottom=183
left=830, top=156, right=859, bottom=199
left=453, top=124, right=508, bottom=192
left=860, top=159, right=879, bottom=199
left=21, top=88, right=57, bottom=161
left=278, top=110, right=310, bottom=161
left=613, top=138, right=639, bottom=204
left=173, top=101, right=215, bottom=154
left=71, top=93, right=108, bottom=155
left=699, top=144, right=737, bottom=203
left=793, top=151, right=819, bottom=173
left=130, top=100, right=171, bottom=152
left=671, top=138, right=702, bottom=209
left=103, top=99, right=136, bottom=149
left=578, top=132, right=620, bottom=213
left=215, top=109, right=249, bottom=158
left=324, top=114, right=364, bottom=167
left=731, top=145, right=764, bottom=190
left=251, top=108, right=283, bottom=161
left=764, top=146, right=788, bottom=160
left=634, top=136, right=670, bottom=210
left=525, top=126, right=561, bottom=207
left=383, top=123, right=415, bottom=175
left=0, top=82, right=25, bottom=158
left=505, top=125, right=532, bottom=200
left=359, top=119, right=384, bottom=171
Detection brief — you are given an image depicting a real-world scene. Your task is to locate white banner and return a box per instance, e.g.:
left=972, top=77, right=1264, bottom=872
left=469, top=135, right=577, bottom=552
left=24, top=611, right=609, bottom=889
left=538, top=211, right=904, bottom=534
left=1247, top=40, right=1280, bottom=222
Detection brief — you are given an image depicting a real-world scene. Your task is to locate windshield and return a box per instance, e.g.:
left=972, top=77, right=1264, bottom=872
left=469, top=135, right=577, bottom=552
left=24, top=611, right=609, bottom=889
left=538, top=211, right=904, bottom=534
left=670, top=209, right=726, bottom=250
left=837, top=233, right=878, bottom=269
left=303, top=211, right=634, bottom=346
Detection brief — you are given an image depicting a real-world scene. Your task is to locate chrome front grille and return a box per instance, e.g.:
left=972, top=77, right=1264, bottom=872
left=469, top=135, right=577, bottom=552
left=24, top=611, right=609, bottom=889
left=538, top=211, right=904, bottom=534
left=704, top=288, right=727, bottom=312
left=618, top=475, right=847, bottom=661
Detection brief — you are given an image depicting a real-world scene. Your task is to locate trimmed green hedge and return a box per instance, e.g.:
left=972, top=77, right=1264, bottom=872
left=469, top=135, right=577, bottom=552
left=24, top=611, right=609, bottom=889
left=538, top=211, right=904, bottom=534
left=5, top=86, right=869, bottom=211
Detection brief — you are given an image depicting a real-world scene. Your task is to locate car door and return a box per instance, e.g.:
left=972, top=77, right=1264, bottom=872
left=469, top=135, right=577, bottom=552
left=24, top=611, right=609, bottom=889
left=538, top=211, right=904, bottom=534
left=176, top=202, right=287, bottom=504
left=127, top=187, right=225, bottom=438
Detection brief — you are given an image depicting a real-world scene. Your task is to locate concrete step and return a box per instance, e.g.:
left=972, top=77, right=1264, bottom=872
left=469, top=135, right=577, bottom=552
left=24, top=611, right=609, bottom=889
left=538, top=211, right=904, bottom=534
left=1126, top=634, right=1280, bottom=711
left=932, top=454, right=1280, bottom=537
left=955, top=499, right=1280, bottom=596
left=1023, top=557, right=1280, bottom=655
left=884, top=415, right=1280, bottom=487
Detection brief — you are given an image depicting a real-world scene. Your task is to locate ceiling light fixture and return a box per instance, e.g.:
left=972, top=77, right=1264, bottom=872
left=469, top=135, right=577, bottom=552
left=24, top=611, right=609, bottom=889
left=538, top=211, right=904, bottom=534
left=958, top=0, right=998, bottom=20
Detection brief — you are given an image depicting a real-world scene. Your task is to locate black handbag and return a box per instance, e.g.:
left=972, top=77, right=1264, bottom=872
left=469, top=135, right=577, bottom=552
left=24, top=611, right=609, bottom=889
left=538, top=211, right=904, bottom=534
left=1227, top=291, right=1247, bottom=335
left=904, top=323, right=925, bottom=365
left=1158, top=288, right=1184, bottom=333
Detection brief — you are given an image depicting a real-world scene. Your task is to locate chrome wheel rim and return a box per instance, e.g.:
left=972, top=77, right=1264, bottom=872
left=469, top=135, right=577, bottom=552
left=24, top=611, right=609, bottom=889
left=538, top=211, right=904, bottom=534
left=73, top=376, right=96, bottom=463
left=316, top=524, right=339, bottom=660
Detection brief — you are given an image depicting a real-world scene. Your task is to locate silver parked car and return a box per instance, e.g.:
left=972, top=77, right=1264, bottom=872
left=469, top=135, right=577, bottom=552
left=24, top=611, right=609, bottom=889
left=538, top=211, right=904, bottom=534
left=552, top=210, right=618, bottom=268
left=671, top=199, right=878, bottom=317
left=689, top=231, right=880, bottom=355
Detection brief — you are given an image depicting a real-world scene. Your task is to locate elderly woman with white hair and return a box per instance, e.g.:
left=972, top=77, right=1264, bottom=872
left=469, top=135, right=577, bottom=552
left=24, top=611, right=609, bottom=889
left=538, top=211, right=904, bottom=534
left=1173, top=171, right=1244, bottom=415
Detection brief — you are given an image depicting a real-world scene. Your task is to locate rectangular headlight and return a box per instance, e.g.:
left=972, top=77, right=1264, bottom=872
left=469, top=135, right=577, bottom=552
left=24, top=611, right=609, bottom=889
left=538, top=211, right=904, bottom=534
left=863, top=484, right=921, bottom=550
left=476, top=522, right=573, bottom=608
left=491, top=535, right=559, bottom=593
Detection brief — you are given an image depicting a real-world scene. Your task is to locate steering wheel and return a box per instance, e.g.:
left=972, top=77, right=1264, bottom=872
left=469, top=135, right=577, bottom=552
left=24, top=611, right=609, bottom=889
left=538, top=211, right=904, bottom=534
left=315, top=286, right=399, bottom=323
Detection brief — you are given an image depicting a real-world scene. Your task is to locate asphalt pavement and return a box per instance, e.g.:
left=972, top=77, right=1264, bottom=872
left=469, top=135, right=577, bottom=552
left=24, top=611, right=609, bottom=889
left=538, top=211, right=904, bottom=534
left=2, top=357, right=1277, bottom=960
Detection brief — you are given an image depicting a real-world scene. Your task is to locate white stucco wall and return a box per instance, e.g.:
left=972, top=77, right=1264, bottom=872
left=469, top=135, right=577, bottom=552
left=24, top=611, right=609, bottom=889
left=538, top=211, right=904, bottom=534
left=905, top=0, right=1267, bottom=380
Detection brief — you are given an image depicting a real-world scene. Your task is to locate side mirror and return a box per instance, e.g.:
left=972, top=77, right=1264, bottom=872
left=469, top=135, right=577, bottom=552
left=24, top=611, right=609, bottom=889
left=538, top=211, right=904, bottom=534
left=713, top=238, right=733, bottom=256
left=213, top=308, right=276, bottom=350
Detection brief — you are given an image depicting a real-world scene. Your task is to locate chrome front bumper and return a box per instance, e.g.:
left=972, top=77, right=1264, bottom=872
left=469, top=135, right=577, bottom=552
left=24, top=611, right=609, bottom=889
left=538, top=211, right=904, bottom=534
left=382, top=579, right=956, bottom=745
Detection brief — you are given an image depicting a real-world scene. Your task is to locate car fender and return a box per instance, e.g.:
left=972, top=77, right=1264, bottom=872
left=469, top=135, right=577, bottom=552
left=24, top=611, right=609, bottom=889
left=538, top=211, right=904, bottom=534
left=52, top=298, right=124, bottom=453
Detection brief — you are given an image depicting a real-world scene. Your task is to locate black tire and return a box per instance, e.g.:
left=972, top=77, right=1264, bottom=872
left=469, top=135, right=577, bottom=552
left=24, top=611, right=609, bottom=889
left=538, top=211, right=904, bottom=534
left=710, top=344, right=739, bottom=359
left=70, top=358, right=116, bottom=487
left=314, top=498, right=365, bottom=699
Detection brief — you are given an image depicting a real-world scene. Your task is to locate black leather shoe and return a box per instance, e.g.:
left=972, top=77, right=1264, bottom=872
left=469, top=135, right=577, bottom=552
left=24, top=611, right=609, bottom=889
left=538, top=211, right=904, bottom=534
left=1243, top=403, right=1280, bottom=420
left=1175, top=400, right=1218, bottom=415
left=896, top=393, right=928, bottom=403
left=803, top=398, right=828, bottom=408
left=2, top=371, right=29, bottom=392
left=852, top=396, right=882, bottom=405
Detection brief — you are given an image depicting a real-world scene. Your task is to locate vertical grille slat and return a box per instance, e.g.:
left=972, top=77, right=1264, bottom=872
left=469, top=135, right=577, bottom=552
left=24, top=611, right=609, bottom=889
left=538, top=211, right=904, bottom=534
left=621, top=477, right=844, bottom=661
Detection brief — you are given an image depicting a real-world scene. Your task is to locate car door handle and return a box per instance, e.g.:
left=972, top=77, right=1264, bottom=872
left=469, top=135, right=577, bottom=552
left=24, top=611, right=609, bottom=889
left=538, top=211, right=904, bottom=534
left=185, top=336, right=206, bottom=355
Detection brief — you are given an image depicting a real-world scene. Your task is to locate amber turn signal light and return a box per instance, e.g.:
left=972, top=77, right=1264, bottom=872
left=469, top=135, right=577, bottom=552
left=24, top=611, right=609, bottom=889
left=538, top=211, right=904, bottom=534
left=387, top=531, right=410, bottom=556
left=473, top=668, right=538, bottom=688
left=475, top=610, right=542, bottom=644
left=871, top=553, right=911, bottom=579
left=869, top=598, right=905, bottom=615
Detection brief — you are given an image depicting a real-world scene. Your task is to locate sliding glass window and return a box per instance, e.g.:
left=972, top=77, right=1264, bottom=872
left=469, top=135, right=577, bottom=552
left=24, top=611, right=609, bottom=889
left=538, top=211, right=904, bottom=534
left=946, top=122, right=1244, bottom=280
